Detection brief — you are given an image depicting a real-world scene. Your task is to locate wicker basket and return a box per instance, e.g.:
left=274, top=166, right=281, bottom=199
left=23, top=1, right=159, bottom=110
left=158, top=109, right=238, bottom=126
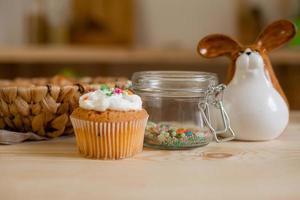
left=0, top=76, right=128, bottom=138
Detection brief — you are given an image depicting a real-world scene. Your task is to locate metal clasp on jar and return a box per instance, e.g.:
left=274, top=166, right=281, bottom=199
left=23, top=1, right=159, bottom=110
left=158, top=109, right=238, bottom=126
left=198, top=84, right=235, bottom=142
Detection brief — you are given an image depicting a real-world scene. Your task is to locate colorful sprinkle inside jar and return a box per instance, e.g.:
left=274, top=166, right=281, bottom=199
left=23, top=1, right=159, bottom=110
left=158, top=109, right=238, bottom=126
left=145, top=121, right=212, bottom=149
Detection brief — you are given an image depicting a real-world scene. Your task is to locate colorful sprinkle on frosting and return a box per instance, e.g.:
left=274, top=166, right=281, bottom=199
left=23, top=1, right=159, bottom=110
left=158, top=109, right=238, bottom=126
left=99, top=84, right=134, bottom=97
left=79, top=84, right=142, bottom=112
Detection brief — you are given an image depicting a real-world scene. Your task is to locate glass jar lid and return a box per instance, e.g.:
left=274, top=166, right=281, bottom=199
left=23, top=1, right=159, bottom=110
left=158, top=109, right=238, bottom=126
left=132, top=71, right=218, bottom=97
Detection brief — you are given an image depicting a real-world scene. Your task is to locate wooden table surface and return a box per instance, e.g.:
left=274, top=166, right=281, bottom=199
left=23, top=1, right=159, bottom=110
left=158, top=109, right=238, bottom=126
left=1, top=112, right=300, bottom=200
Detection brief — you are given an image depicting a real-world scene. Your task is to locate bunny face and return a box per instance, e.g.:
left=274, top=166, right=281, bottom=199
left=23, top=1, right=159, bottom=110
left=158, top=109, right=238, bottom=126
left=236, top=48, right=265, bottom=72
left=231, top=45, right=273, bottom=73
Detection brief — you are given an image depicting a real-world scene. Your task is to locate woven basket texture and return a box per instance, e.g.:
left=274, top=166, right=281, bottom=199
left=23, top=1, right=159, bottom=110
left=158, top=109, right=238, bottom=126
left=0, top=76, right=128, bottom=137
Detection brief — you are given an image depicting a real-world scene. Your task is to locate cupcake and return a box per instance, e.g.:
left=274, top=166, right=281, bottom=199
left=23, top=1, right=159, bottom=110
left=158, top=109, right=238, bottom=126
left=70, top=85, right=148, bottom=160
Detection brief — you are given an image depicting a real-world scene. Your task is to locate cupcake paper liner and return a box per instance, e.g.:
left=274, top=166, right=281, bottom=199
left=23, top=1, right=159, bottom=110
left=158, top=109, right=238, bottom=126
left=70, top=117, right=148, bottom=160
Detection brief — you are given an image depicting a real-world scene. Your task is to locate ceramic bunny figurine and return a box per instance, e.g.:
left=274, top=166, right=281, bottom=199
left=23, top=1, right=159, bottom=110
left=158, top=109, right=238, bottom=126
left=197, top=20, right=296, bottom=141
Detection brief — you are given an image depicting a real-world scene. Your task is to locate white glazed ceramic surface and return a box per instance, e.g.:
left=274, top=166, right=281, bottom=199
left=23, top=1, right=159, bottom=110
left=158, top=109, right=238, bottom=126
left=223, top=48, right=289, bottom=141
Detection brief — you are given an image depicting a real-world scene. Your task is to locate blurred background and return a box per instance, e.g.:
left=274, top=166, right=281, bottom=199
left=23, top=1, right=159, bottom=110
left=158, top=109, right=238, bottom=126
left=0, top=0, right=299, bottom=108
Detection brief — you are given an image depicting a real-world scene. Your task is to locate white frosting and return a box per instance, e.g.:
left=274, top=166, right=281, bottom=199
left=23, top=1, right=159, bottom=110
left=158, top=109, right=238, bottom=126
left=79, top=90, right=142, bottom=112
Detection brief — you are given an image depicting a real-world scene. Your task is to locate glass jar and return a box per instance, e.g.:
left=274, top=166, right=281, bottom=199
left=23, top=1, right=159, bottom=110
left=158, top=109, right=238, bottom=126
left=132, top=71, right=235, bottom=150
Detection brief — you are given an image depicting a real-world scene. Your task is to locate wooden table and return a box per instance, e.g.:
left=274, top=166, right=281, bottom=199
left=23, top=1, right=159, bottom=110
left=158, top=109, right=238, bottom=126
left=1, top=112, right=300, bottom=200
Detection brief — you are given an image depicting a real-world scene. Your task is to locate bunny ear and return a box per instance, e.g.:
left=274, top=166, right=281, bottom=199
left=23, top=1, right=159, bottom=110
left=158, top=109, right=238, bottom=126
left=255, top=19, right=296, bottom=52
left=197, top=34, right=241, bottom=58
